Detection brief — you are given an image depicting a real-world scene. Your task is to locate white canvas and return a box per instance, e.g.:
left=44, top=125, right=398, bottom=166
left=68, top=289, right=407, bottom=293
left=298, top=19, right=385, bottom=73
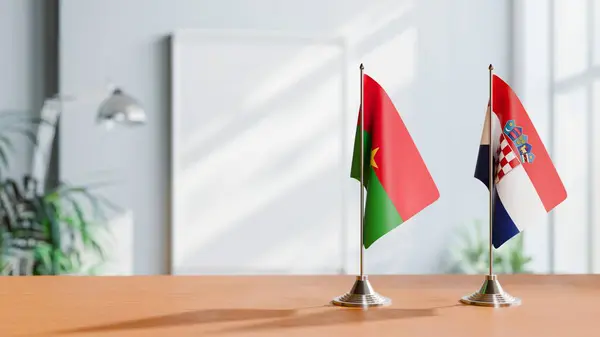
left=170, top=30, right=352, bottom=275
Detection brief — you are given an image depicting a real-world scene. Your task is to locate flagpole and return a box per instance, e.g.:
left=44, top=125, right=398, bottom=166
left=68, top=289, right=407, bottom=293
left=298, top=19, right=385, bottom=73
left=359, top=63, right=365, bottom=277
left=459, top=64, right=520, bottom=307
left=488, top=64, right=494, bottom=277
left=331, top=63, right=390, bottom=308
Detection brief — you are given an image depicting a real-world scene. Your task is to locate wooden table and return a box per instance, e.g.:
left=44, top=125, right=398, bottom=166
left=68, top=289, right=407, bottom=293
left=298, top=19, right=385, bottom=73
left=1, top=275, right=599, bottom=336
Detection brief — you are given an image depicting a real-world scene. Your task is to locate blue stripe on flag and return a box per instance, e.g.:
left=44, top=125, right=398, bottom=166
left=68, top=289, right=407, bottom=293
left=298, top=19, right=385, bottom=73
left=492, top=190, right=520, bottom=248
left=474, top=145, right=521, bottom=248
left=475, top=145, right=490, bottom=187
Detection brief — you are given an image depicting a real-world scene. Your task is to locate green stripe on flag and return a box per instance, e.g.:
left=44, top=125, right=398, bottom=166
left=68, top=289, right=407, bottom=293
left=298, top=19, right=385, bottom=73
left=351, top=127, right=371, bottom=186
left=350, top=126, right=404, bottom=248
left=363, top=168, right=404, bottom=248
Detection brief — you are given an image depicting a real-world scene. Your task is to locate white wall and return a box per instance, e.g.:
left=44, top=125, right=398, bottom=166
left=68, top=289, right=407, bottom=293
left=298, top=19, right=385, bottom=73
left=59, top=0, right=511, bottom=275
left=0, top=0, right=50, bottom=179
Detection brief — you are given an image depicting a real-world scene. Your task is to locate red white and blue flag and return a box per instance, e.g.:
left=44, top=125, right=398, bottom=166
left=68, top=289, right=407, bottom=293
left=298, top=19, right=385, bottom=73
left=475, top=75, right=567, bottom=248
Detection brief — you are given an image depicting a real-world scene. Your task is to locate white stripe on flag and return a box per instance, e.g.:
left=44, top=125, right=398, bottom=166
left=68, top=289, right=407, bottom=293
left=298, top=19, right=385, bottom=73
left=496, top=164, right=547, bottom=231
left=480, top=106, right=502, bottom=146
left=479, top=106, right=492, bottom=145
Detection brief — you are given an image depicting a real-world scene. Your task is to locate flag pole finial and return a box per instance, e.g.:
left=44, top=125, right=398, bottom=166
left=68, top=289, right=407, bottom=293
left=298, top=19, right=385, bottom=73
left=489, top=64, right=494, bottom=71
left=360, top=63, right=364, bottom=70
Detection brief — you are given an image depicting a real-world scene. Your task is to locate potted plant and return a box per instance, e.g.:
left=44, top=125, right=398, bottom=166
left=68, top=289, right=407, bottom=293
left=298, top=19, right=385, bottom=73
left=0, top=111, right=118, bottom=275
left=446, top=219, right=533, bottom=274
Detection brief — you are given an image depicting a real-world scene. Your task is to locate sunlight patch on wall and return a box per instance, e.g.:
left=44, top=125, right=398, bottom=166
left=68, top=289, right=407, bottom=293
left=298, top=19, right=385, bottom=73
left=361, top=27, right=417, bottom=93
left=337, top=0, right=413, bottom=47
left=553, top=0, right=588, bottom=81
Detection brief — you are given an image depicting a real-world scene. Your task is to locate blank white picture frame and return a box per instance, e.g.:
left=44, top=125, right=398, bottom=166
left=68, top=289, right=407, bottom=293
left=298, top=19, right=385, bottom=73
left=170, top=29, right=352, bottom=275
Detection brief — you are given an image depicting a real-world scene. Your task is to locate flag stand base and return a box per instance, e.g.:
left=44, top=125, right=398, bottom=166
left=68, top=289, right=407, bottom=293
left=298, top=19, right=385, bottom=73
left=460, top=274, right=521, bottom=307
left=331, top=275, right=391, bottom=308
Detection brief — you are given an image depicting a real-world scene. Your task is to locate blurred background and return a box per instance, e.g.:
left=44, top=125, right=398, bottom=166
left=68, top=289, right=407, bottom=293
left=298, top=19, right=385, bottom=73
left=0, top=0, right=596, bottom=276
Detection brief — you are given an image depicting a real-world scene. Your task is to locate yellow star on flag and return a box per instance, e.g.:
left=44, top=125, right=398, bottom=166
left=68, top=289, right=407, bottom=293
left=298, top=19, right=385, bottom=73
left=371, top=147, right=379, bottom=169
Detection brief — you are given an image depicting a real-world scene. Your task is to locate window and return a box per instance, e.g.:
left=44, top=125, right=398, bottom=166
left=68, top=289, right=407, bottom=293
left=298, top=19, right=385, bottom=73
left=515, top=0, right=600, bottom=274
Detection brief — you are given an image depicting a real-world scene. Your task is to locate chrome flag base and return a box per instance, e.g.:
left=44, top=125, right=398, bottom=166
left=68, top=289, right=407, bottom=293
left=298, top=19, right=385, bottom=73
left=331, top=275, right=391, bottom=308
left=460, top=274, right=521, bottom=307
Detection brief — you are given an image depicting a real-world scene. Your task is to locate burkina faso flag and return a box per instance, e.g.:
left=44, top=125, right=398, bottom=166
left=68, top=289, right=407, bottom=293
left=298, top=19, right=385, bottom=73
left=351, top=74, right=439, bottom=248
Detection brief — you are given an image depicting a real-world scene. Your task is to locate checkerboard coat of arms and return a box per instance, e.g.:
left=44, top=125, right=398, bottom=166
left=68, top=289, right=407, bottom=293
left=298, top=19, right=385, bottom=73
left=495, top=133, right=521, bottom=184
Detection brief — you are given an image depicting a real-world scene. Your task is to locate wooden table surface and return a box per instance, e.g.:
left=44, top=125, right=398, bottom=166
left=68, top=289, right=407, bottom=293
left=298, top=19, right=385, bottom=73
left=1, top=275, right=599, bottom=337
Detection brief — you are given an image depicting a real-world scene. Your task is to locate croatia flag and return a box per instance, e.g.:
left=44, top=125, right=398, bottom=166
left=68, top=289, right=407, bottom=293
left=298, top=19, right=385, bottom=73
left=475, top=74, right=567, bottom=248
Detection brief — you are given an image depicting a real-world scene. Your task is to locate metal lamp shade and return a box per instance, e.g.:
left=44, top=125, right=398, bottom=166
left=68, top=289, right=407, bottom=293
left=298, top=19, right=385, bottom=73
left=96, top=88, right=146, bottom=127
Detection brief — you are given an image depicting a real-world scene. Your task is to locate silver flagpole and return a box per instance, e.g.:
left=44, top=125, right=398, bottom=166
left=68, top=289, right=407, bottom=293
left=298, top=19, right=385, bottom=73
left=331, top=63, right=390, bottom=308
left=360, top=63, right=365, bottom=277
left=460, top=64, right=521, bottom=307
left=488, top=64, right=494, bottom=278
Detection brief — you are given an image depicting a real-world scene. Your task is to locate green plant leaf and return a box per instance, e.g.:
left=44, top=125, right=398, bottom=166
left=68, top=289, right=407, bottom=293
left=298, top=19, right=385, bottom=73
left=0, top=134, right=15, bottom=152
left=0, top=112, right=49, bottom=175
left=0, top=127, right=38, bottom=145
left=1, top=171, right=118, bottom=275
left=34, top=243, right=53, bottom=275
left=0, top=135, right=16, bottom=171
left=0, top=148, right=8, bottom=170
left=46, top=182, right=120, bottom=222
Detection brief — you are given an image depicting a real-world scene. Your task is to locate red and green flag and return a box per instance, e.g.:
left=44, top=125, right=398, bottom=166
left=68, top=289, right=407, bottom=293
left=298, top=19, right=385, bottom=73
left=352, top=74, right=439, bottom=248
